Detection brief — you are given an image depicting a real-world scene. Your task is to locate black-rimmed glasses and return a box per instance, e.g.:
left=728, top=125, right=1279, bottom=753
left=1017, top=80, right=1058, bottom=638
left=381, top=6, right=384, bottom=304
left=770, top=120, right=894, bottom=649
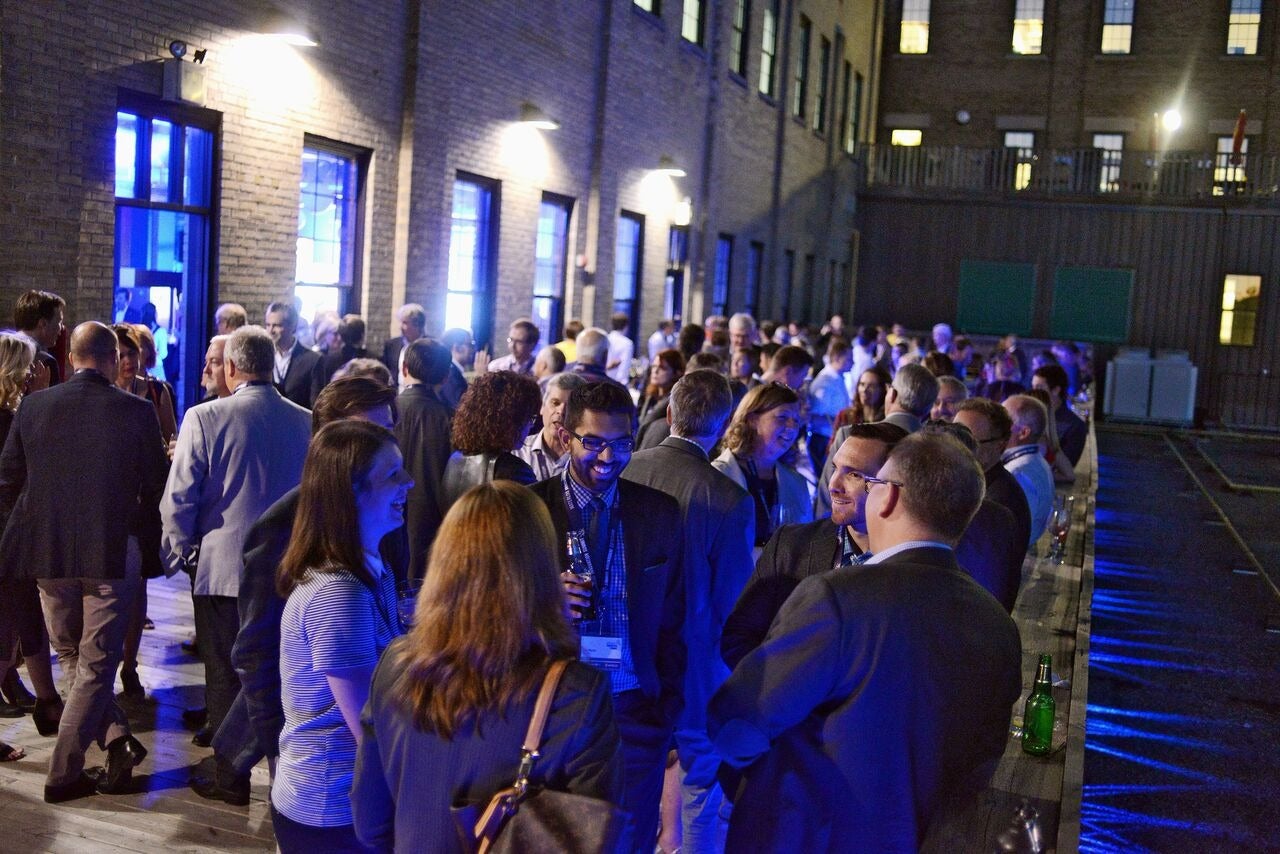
left=565, top=428, right=635, bottom=455
left=862, top=473, right=904, bottom=495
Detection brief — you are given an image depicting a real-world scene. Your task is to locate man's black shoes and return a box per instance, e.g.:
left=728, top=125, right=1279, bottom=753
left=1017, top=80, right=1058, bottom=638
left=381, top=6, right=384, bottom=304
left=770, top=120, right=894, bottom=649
left=98, top=735, right=147, bottom=794
left=190, top=753, right=250, bottom=806
left=44, top=771, right=101, bottom=803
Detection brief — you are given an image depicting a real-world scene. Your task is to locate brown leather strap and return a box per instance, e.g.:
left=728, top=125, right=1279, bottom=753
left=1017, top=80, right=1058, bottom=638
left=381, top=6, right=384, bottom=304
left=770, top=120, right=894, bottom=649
left=523, top=659, right=569, bottom=754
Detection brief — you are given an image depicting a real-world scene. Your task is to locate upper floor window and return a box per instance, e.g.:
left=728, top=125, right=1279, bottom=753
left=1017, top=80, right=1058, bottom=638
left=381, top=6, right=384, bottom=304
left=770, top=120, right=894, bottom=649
left=634, top=0, right=660, bottom=15
left=1100, top=0, right=1134, bottom=53
left=682, top=0, right=706, bottom=45
left=1214, top=135, right=1249, bottom=194
left=1227, top=0, right=1261, bottom=55
left=1092, top=133, right=1124, bottom=193
left=1003, top=131, right=1036, bottom=190
left=1012, top=0, right=1045, bottom=55
left=447, top=175, right=499, bottom=345
left=759, top=0, right=780, bottom=96
left=890, top=129, right=923, bottom=146
left=793, top=16, right=812, bottom=119
left=730, top=0, right=751, bottom=76
left=900, top=0, right=930, bottom=53
left=814, top=36, right=832, bottom=133
left=843, top=63, right=863, bottom=154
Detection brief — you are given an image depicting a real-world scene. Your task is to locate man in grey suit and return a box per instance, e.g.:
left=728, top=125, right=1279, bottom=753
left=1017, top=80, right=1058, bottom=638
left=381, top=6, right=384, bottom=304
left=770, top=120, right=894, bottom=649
left=622, top=370, right=755, bottom=852
left=161, top=325, right=312, bottom=740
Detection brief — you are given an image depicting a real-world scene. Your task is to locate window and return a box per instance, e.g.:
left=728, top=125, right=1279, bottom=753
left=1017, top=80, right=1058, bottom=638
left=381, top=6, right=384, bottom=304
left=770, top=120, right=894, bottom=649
left=114, top=98, right=216, bottom=414
left=759, top=0, right=780, bottom=95
left=615, top=212, right=644, bottom=335
left=1219, top=274, right=1261, bottom=346
left=890, top=129, right=923, bottom=146
left=844, top=66, right=864, bottom=153
left=730, top=0, right=751, bottom=76
left=447, top=175, right=499, bottom=348
left=1004, top=131, right=1036, bottom=190
left=1092, top=133, right=1124, bottom=192
left=803, top=253, right=816, bottom=319
left=533, top=193, right=573, bottom=349
left=1227, top=0, right=1261, bottom=55
left=900, top=0, right=930, bottom=53
left=814, top=36, right=831, bottom=133
left=1100, top=0, right=1134, bottom=53
left=634, top=0, right=660, bottom=14
left=793, top=17, right=811, bottom=119
left=1012, top=0, right=1045, bottom=54
left=664, top=225, right=689, bottom=324
left=1214, top=135, right=1249, bottom=194
left=713, top=235, right=733, bottom=316
left=745, top=241, right=763, bottom=317
left=682, top=0, right=705, bottom=44
left=780, top=249, right=796, bottom=320
left=297, top=140, right=366, bottom=319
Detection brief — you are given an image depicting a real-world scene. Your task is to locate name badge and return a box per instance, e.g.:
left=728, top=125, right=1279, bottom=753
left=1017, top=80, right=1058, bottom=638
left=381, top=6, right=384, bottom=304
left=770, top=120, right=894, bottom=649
left=581, top=635, right=623, bottom=670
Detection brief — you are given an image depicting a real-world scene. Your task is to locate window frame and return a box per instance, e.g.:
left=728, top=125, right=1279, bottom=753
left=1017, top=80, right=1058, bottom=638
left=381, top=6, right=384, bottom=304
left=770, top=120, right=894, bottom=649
left=634, top=0, right=661, bottom=16
left=793, top=16, right=812, bottom=119
left=1214, top=135, right=1250, bottom=195
left=814, top=35, right=832, bottom=134
left=614, top=211, right=646, bottom=339
left=1100, top=0, right=1134, bottom=54
left=1012, top=0, right=1045, bottom=55
left=899, top=0, right=931, bottom=54
left=759, top=0, right=780, bottom=96
left=1227, top=0, right=1261, bottom=55
left=533, top=192, right=574, bottom=350
left=745, top=241, right=764, bottom=318
left=296, top=135, right=370, bottom=311
left=682, top=0, right=706, bottom=46
left=1219, top=273, right=1262, bottom=346
left=1003, top=130, right=1036, bottom=190
left=447, top=172, right=501, bottom=350
left=713, top=234, right=733, bottom=317
left=730, top=0, right=751, bottom=77
left=1091, top=133, right=1125, bottom=193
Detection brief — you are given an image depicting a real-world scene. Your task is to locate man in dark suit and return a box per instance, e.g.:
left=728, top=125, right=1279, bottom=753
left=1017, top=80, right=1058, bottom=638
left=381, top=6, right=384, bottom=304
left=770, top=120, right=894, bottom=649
left=621, top=370, right=754, bottom=849
left=529, top=381, right=684, bottom=854
left=0, top=322, right=167, bottom=802
left=721, top=422, right=903, bottom=669
left=311, top=313, right=369, bottom=402
left=265, top=300, right=321, bottom=409
left=14, top=289, right=66, bottom=385
left=955, top=397, right=1033, bottom=552
left=393, top=339, right=454, bottom=579
left=709, top=432, right=1022, bottom=852
left=439, top=327, right=474, bottom=410
left=195, top=377, right=405, bottom=804
left=1033, top=363, right=1086, bottom=467
left=381, top=302, right=425, bottom=389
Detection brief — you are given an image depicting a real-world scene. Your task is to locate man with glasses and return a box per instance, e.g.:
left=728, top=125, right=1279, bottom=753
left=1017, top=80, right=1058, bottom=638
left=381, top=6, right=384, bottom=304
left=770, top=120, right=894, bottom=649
left=488, top=318, right=539, bottom=375
left=954, top=397, right=1032, bottom=554
left=721, top=422, right=905, bottom=669
left=530, top=381, right=685, bottom=854
left=709, top=432, right=1022, bottom=852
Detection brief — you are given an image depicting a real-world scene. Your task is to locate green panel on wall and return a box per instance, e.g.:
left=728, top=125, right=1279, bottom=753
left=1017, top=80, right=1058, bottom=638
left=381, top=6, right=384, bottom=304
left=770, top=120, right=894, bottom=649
left=1051, top=266, right=1134, bottom=343
left=956, top=260, right=1036, bottom=335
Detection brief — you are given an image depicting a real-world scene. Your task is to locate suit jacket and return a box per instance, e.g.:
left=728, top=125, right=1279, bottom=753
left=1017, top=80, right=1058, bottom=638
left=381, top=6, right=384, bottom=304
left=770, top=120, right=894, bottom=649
left=622, top=438, right=755, bottom=781
left=229, top=486, right=408, bottom=770
left=276, top=342, right=321, bottom=409
left=529, top=475, right=686, bottom=727
left=720, top=518, right=840, bottom=670
left=393, top=385, right=453, bottom=578
left=440, top=451, right=536, bottom=515
left=36, top=349, right=63, bottom=385
left=312, top=344, right=369, bottom=402
left=161, top=383, right=312, bottom=597
left=955, top=498, right=1024, bottom=613
left=709, top=547, right=1022, bottom=853
left=440, top=362, right=467, bottom=411
left=381, top=337, right=406, bottom=379
left=711, top=450, right=813, bottom=530
left=0, top=371, right=167, bottom=580
left=985, top=463, right=1032, bottom=555
left=883, top=409, right=923, bottom=434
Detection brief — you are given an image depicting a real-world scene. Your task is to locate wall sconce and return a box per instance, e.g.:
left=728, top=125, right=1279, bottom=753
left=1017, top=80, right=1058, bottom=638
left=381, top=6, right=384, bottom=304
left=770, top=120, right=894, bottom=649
left=163, top=39, right=208, bottom=104
left=518, top=102, right=560, bottom=130
left=654, top=155, right=687, bottom=178
left=256, top=6, right=319, bottom=46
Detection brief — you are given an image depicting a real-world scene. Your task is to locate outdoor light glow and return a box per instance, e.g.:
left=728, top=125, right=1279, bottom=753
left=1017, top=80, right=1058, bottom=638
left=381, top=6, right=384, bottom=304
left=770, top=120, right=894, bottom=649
left=499, top=122, right=550, bottom=182
left=1161, top=109, right=1182, bottom=132
left=223, top=35, right=317, bottom=116
left=638, top=170, right=679, bottom=218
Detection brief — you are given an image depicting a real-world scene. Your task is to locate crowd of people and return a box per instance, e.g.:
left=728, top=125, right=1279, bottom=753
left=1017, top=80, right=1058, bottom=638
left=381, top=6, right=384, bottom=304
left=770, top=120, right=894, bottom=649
left=0, top=291, right=1093, bottom=853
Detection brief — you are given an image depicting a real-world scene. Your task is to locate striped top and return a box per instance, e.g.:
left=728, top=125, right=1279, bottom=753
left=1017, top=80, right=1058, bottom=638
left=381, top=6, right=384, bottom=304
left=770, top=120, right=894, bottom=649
left=272, top=564, right=400, bottom=827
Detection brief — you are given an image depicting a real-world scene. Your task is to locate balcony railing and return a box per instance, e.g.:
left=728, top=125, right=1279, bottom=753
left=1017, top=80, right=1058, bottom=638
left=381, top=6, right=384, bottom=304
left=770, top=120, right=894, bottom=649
left=858, top=144, right=1280, bottom=204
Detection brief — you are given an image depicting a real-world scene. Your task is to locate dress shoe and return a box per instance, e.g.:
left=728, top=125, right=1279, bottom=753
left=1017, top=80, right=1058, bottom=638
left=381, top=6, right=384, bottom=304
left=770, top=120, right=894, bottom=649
left=119, top=667, right=145, bottom=700
left=181, top=706, right=207, bottom=730
left=44, top=772, right=101, bottom=804
left=180, top=638, right=200, bottom=656
left=190, top=753, right=250, bottom=806
left=1, top=670, right=36, bottom=710
left=33, top=697, right=62, bottom=736
left=0, top=700, right=23, bottom=718
left=98, top=735, right=147, bottom=794
left=192, top=724, right=213, bottom=748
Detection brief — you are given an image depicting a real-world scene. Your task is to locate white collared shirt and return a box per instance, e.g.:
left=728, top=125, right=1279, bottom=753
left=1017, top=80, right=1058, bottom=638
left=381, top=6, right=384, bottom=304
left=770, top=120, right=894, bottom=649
left=863, top=540, right=952, bottom=565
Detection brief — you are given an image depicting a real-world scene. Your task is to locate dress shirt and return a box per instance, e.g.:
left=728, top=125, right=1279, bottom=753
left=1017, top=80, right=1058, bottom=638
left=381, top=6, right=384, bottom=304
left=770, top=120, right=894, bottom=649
left=808, top=365, right=850, bottom=437
left=863, top=540, right=951, bottom=565
left=1002, top=444, right=1054, bottom=546
left=488, top=354, right=535, bottom=375
left=516, top=430, right=569, bottom=481
left=606, top=330, right=634, bottom=385
left=273, top=346, right=293, bottom=385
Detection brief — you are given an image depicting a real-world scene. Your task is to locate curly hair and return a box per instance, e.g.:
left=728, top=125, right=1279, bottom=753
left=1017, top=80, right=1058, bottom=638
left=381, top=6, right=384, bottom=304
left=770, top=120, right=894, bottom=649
left=0, top=332, right=35, bottom=410
left=451, top=371, right=542, bottom=454
left=723, top=382, right=800, bottom=456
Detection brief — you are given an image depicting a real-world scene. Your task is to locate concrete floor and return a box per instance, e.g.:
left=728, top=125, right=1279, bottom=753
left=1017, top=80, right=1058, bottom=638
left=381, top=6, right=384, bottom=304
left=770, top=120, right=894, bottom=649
left=1081, top=427, right=1280, bottom=852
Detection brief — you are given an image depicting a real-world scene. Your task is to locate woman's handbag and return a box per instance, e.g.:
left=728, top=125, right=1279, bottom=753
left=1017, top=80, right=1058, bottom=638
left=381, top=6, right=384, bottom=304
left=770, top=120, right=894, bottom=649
left=451, top=659, right=627, bottom=853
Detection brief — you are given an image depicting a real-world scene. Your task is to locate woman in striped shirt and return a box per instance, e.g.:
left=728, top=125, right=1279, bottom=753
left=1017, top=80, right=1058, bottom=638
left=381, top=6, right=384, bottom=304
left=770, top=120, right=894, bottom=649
left=271, top=420, right=413, bottom=853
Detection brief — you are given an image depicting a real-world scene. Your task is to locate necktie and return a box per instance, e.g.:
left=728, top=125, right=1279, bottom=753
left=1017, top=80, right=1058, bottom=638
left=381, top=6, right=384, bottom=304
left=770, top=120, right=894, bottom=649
left=586, top=495, right=609, bottom=589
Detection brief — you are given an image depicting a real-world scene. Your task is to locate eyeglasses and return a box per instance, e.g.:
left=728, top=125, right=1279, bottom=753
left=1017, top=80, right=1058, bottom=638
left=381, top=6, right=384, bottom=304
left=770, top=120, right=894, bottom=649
left=862, top=473, right=904, bottom=495
left=565, top=428, right=635, bottom=455
left=977, top=434, right=1009, bottom=445
left=507, top=337, right=533, bottom=346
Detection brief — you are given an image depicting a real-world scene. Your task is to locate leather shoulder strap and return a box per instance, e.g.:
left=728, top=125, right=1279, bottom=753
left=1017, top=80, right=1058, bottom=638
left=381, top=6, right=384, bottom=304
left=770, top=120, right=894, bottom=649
left=523, top=659, right=569, bottom=754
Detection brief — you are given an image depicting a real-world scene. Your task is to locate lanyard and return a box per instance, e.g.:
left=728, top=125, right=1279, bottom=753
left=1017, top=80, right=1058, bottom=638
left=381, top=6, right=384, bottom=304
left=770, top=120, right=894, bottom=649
left=1002, top=445, right=1040, bottom=465
left=560, top=472, right=621, bottom=581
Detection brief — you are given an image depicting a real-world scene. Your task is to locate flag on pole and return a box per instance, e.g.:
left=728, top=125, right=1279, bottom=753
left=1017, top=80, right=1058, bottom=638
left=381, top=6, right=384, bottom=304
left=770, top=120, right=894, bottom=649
left=1230, top=109, right=1247, bottom=166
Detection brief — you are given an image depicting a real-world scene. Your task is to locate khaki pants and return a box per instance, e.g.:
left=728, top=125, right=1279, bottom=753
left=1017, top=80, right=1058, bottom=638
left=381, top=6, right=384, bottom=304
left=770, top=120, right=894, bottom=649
left=37, top=578, right=135, bottom=786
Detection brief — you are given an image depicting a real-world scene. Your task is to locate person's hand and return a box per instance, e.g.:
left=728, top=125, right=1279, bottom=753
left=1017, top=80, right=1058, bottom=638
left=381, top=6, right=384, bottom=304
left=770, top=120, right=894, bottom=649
left=560, top=571, right=592, bottom=621
left=25, top=360, right=50, bottom=394
left=166, top=438, right=177, bottom=461
left=472, top=349, right=490, bottom=373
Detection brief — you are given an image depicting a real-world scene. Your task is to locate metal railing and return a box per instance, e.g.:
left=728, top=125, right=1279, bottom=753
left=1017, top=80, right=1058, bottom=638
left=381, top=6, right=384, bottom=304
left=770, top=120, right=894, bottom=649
left=858, top=144, right=1280, bottom=204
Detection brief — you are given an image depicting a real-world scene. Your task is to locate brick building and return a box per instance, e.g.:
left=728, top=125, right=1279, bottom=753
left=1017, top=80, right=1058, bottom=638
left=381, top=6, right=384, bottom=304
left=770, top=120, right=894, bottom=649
left=0, top=0, right=878, bottom=409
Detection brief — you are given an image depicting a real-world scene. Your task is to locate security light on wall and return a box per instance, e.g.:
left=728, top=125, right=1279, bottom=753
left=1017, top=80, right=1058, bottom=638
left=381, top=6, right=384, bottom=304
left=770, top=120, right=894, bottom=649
left=654, top=155, right=687, bottom=177
left=518, top=102, right=560, bottom=130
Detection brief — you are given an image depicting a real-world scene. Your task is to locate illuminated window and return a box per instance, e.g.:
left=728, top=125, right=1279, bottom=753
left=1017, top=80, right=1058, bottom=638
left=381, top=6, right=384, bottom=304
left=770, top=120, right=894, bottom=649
left=843, top=63, right=863, bottom=154
left=900, top=0, right=930, bottom=53
left=533, top=194, right=573, bottom=348
left=1214, top=135, right=1249, bottom=195
left=759, top=0, right=779, bottom=95
left=634, top=0, right=660, bottom=14
left=793, top=17, right=811, bottom=119
left=682, top=0, right=705, bottom=45
left=614, top=212, right=644, bottom=335
left=1227, top=0, right=1261, bottom=55
left=1100, top=0, right=1134, bottom=53
left=297, top=142, right=363, bottom=315
left=1004, top=131, right=1035, bottom=190
left=1012, top=0, right=1045, bottom=54
left=814, top=36, right=831, bottom=133
left=890, top=129, right=923, bottom=146
left=730, top=0, right=750, bottom=76
left=1092, top=133, right=1124, bottom=192
left=713, top=235, right=733, bottom=316
left=447, top=175, right=499, bottom=346
left=1219, top=274, right=1261, bottom=346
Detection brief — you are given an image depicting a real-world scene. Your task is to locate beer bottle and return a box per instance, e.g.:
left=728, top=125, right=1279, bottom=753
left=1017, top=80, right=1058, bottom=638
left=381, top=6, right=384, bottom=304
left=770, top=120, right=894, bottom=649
left=566, top=531, right=596, bottom=622
left=1021, top=653, right=1055, bottom=756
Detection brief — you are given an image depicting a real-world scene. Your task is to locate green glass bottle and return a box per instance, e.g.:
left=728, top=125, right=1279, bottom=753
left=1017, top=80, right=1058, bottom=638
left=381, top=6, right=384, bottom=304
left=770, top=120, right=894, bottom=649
left=1021, top=654, right=1055, bottom=756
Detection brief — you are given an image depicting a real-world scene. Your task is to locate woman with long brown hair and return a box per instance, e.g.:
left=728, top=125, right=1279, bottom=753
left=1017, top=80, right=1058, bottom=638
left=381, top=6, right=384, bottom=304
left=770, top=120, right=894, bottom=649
left=271, top=420, right=412, bottom=852
left=833, top=365, right=890, bottom=432
left=352, top=481, right=623, bottom=852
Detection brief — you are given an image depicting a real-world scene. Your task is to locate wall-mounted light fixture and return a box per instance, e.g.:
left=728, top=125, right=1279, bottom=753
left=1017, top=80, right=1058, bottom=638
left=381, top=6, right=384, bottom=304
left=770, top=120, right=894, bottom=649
left=1161, top=109, right=1182, bottom=132
left=653, top=155, right=686, bottom=177
left=164, top=39, right=207, bottom=104
left=518, top=102, right=560, bottom=130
